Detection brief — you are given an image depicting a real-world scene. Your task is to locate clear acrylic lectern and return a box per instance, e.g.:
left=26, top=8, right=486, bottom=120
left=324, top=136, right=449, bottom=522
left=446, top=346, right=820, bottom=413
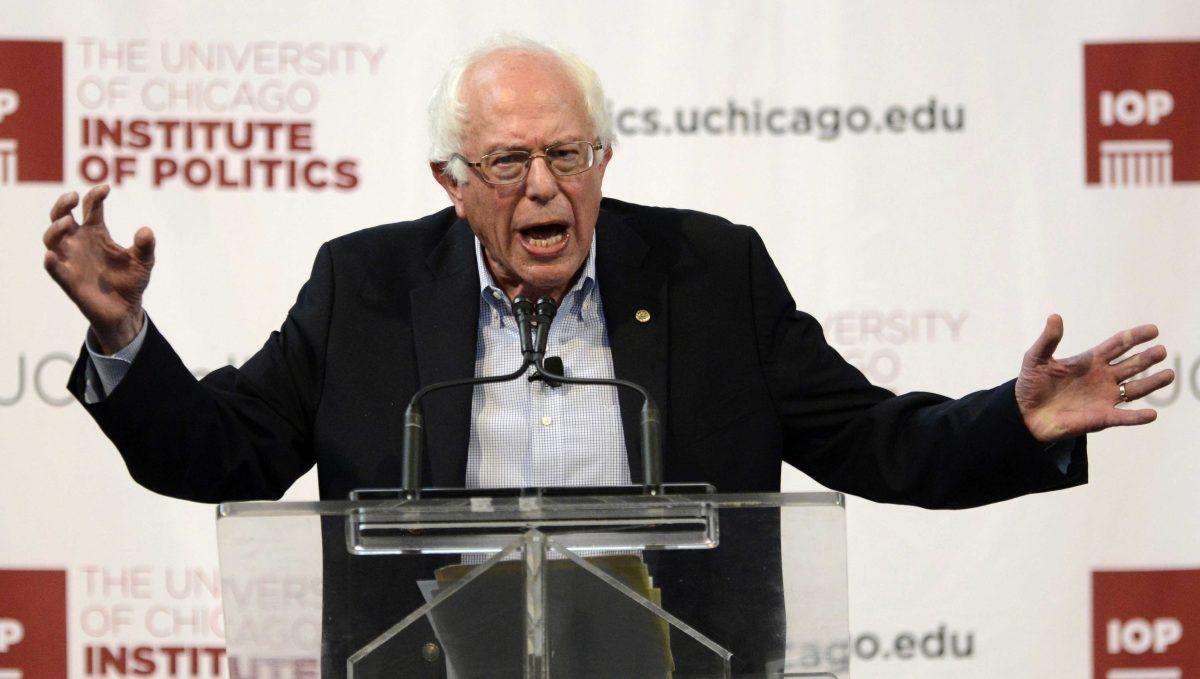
left=216, top=488, right=849, bottom=679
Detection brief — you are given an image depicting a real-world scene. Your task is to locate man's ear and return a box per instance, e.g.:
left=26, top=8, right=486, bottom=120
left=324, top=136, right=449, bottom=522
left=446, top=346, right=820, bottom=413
left=430, top=161, right=468, bottom=219
left=595, top=144, right=614, bottom=182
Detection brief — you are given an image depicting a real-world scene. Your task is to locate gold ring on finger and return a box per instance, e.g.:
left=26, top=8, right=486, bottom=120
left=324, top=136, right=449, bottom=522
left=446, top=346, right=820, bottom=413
left=1119, top=383, right=1130, bottom=402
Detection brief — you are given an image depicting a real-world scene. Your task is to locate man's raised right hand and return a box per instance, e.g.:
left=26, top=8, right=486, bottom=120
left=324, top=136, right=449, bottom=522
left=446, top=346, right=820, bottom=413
left=43, top=184, right=156, bottom=355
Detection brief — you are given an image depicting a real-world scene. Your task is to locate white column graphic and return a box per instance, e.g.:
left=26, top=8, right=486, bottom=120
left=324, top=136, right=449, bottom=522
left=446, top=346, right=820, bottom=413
left=1099, top=140, right=1173, bottom=187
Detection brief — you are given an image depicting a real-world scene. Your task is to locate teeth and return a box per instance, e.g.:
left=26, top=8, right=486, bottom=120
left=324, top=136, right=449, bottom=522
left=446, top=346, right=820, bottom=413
left=527, top=232, right=565, bottom=247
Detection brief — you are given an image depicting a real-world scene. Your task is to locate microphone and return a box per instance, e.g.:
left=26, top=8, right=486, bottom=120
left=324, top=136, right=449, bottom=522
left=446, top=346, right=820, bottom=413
left=402, top=291, right=664, bottom=497
left=513, top=295, right=535, bottom=358
left=532, top=296, right=556, bottom=357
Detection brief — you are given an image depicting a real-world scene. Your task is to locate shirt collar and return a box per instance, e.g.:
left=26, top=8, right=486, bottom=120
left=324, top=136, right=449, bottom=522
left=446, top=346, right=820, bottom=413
left=475, top=236, right=599, bottom=321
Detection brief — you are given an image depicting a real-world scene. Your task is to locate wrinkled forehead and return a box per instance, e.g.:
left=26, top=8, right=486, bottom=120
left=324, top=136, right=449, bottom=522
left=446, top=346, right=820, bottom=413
left=459, top=51, right=592, bottom=152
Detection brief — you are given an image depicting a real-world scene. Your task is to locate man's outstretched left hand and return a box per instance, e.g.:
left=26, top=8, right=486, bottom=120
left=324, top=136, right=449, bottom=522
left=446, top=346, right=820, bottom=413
left=1016, top=314, right=1175, bottom=443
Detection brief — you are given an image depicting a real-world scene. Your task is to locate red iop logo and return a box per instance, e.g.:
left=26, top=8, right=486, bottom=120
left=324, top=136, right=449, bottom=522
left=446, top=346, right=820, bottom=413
left=0, top=569, right=68, bottom=678
left=1085, top=41, right=1200, bottom=187
left=0, top=40, right=64, bottom=185
left=1093, top=569, right=1200, bottom=679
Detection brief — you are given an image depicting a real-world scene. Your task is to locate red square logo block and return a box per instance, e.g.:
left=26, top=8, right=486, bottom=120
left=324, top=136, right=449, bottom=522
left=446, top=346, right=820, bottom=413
left=1084, top=41, right=1200, bottom=186
left=0, top=569, right=68, bottom=679
left=1093, top=569, right=1200, bottom=679
left=0, top=39, right=64, bottom=184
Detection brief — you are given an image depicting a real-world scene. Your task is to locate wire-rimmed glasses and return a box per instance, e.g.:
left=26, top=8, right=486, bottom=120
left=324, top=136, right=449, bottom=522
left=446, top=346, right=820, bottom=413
left=451, top=140, right=604, bottom=185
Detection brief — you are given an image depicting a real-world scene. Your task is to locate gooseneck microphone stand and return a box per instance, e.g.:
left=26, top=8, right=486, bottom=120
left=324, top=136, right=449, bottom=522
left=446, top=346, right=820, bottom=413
left=400, top=295, right=664, bottom=498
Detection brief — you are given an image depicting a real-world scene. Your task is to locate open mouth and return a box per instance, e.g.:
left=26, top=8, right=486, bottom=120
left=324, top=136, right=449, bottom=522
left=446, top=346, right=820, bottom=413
left=519, top=222, right=569, bottom=250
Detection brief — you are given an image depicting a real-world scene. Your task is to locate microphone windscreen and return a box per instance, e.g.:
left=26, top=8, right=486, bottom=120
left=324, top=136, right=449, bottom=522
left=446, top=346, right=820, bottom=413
left=513, top=296, right=534, bottom=317
left=544, top=356, right=564, bottom=375
left=535, top=296, right=558, bottom=319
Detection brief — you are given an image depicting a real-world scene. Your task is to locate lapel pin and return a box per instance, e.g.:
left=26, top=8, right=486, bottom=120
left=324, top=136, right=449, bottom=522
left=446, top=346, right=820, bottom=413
left=635, top=309, right=651, bottom=323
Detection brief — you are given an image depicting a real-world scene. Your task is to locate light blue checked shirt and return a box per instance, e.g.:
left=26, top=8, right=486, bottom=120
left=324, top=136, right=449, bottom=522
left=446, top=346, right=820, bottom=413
left=466, top=236, right=630, bottom=489
left=83, top=237, right=632, bottom=488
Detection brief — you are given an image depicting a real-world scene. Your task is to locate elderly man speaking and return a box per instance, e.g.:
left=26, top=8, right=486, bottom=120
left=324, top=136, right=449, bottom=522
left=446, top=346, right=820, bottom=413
left=43, top=35, right=1172, bottom=671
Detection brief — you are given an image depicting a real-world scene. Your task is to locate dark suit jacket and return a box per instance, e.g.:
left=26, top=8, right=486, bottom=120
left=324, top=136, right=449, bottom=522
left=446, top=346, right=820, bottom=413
left=69, top=198, right=1085, bottom=676
left=70, top=197, right=1085, bottom=505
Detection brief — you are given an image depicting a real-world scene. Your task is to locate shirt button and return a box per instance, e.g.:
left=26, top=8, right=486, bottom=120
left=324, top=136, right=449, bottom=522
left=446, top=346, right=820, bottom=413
left=541, top=416, right=552, bottom=426
left=491, top=290, right=502, bottom=300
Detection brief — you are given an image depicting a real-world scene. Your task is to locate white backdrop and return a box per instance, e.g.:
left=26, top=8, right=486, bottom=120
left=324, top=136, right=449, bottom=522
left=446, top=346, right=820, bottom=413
left=2, top=2, right=1198, bottom=677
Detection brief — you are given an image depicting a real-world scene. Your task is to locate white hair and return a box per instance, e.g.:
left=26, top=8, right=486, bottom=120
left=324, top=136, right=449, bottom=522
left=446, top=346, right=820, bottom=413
left=427, top=35, right=614, bottom=183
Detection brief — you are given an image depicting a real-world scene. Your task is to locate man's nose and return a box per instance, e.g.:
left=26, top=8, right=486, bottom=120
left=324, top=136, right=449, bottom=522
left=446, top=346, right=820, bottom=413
left=523, top=155, right=559, bottom=204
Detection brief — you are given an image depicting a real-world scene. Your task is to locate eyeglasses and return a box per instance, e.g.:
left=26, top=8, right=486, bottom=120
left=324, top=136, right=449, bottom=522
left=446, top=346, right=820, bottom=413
left=451, top=140, right=604, bottom=185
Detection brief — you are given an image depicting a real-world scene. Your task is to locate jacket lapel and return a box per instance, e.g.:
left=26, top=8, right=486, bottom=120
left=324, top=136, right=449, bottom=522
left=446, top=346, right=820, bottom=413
left=595, top=209, right=670, bottom=484
left=410, top=219, right=480, bottom=488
